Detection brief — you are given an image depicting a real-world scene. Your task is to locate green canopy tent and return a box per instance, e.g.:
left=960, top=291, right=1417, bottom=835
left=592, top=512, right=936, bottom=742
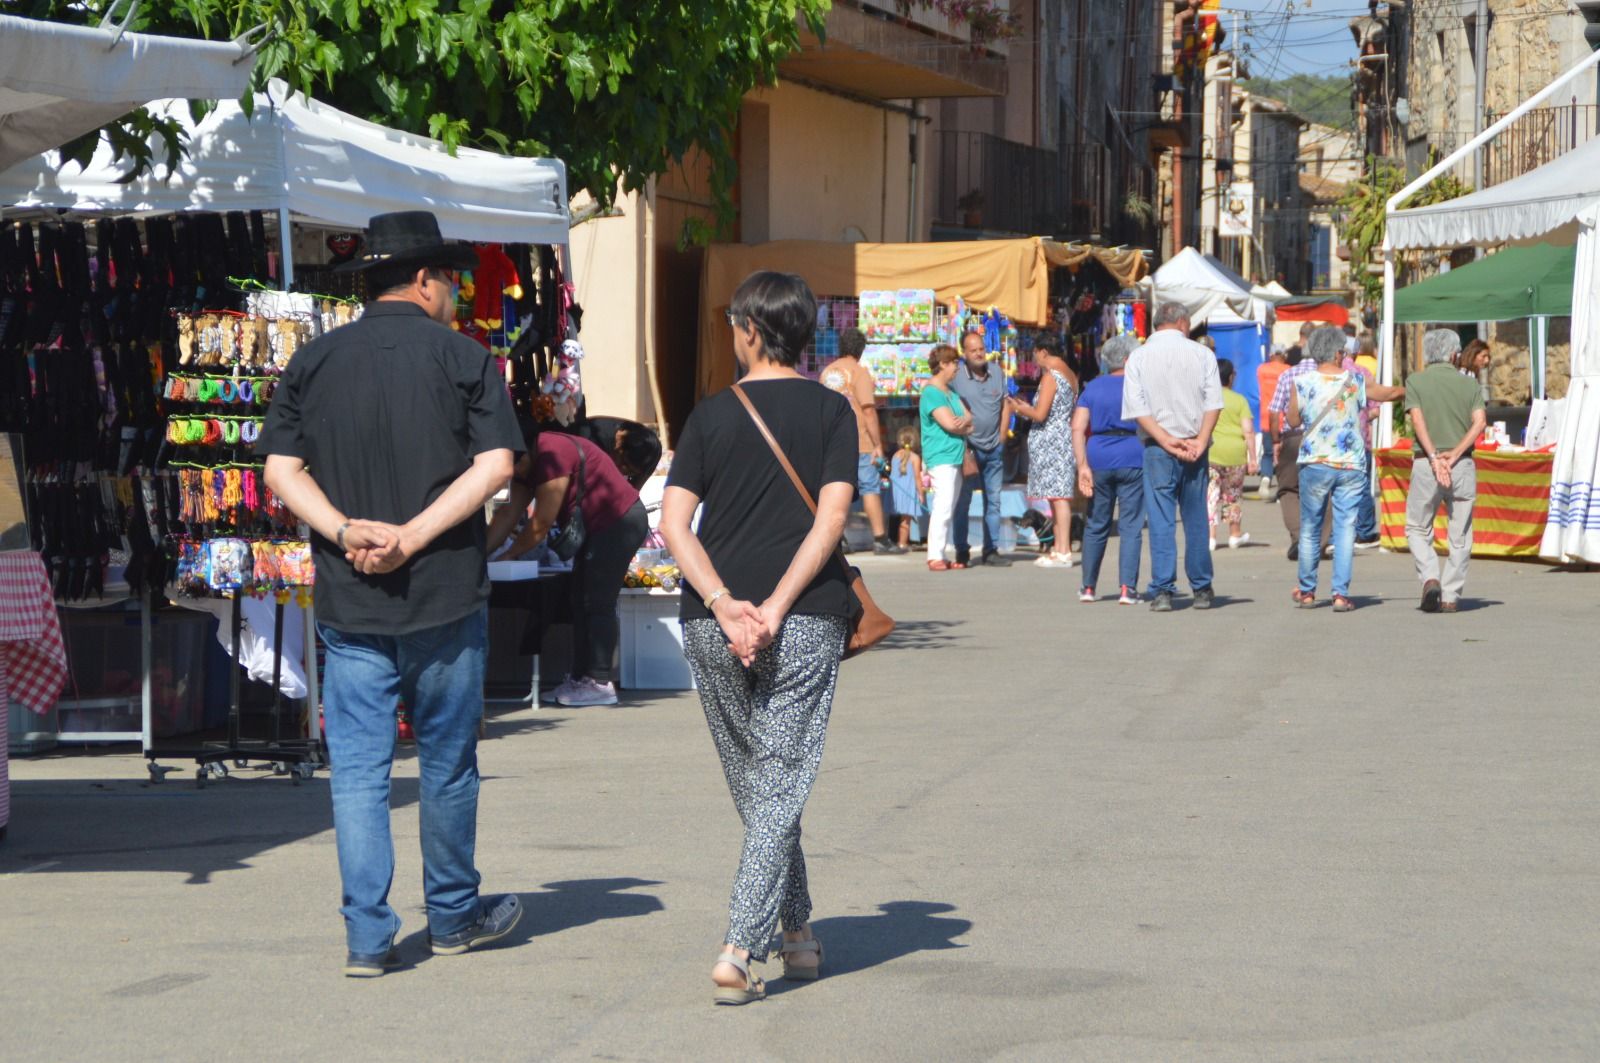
left=1392, top=242, right=1574, bottom=397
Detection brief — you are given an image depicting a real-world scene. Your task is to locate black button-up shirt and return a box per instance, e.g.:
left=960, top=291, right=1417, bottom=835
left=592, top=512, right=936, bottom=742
left=257, top=301, right=523, bottom=634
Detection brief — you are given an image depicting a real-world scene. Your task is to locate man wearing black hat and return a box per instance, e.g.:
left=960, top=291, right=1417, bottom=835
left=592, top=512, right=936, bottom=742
left=259, top=211, right=526, bottom=977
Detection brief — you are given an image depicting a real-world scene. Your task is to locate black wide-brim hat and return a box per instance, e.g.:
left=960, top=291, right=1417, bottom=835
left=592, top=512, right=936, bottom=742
left=334, top=210, right=479, bottom=273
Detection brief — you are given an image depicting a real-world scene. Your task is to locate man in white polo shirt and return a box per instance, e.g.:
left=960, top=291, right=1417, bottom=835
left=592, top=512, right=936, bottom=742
left=1122, top=303, right=1223, bottom=612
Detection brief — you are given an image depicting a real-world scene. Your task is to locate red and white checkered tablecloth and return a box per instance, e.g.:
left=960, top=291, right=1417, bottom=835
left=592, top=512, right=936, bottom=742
left=0, top=550, right=68, bottom=717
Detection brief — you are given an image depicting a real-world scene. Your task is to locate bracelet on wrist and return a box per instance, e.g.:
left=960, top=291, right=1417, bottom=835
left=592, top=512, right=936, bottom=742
left=704, top=586, right=732, bottom=611
left=336, top=520, right=352, bottom=550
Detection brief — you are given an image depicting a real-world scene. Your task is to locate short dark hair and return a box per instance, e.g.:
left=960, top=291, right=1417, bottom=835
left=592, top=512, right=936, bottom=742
left=839, top=327, right=867, bottom=359
left=613, top=425, right=663, bottom=484
left=1286, top=345, right=1306, bottom=367
left=1216, top=357, right=1234, bottom=387
left=728, top=271, right=817, bottom=368
left=1343, top=322, right=1357, bottom=336
left=928, top=343, right=961, bottom=371
left=366, top=262, right=452, bottom=297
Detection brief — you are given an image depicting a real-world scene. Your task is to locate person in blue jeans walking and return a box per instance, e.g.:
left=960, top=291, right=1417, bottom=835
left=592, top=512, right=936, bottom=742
left=1071, top=334, right=1145, bottom=604
left=1121, top=303, right=1223, bottom=611
left=260, top=212, right=527, bottom=977
left=949, top=330, right=1012, bottom=567
left=1286, top=326, right=1371, bottom=611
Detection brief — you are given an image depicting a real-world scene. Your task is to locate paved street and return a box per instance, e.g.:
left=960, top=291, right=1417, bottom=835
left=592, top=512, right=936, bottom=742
left=3, top=518, right=1599, bottom=1061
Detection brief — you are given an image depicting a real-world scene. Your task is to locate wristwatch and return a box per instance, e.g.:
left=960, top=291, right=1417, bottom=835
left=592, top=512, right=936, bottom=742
left=704, top=586, right=732, bottom=610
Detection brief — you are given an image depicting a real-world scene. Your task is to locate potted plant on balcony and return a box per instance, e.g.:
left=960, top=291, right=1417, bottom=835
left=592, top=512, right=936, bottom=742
left=956, top=188, right=986, bottom=228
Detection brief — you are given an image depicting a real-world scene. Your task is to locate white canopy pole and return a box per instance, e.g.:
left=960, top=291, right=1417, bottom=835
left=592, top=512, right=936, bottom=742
left=1379, top=46, right=1600, bottom=449
left=1379, top=234, right=1397, bottom=446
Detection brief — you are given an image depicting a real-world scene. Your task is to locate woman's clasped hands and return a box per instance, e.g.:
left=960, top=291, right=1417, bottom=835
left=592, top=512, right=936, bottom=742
left=712, top=595, right=782, bottom=667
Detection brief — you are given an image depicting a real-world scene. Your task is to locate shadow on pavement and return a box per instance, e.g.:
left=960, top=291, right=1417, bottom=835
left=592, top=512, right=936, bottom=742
left=775, top=900, right=971, bottom=989
left=1, top=774, right=416, bottom=885
left=393, top=877, right=665, bottom=966
left=882, top=620, right=964, bottom=651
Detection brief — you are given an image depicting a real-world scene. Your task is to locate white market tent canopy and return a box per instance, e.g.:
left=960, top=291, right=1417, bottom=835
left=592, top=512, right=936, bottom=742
left=1387, top=135, right=1600, bottom=251
left=0, top=11, right=257, bottom=171
left=1385, top=49, right=1600, bottom=565
left=0, top=79, right=570, bottom=247
left=1143, top=246, right=1269, bottom=324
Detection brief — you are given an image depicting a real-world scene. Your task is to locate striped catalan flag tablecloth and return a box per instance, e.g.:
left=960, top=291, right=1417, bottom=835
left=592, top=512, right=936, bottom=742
left=1377, top=448, right=1554, bottom=558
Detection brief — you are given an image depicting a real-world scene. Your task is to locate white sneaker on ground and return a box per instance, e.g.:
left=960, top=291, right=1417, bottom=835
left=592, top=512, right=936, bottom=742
left=556, top=677, right=619, bottom=707
left=1078, top=587, right=1096, bottom=602
left=1208, top=538, right=1216, bottom=551
left=541, top=675, right=578, bottom=705
left=1228, top=532, right=1250, bottom=549
left=1118, top=585, right=1138, bottom=605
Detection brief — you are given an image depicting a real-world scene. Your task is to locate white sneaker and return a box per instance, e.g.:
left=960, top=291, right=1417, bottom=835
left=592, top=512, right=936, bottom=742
left=556, top=677, right=619, bottom=707
left=1078, top=587, right=1097, bottom=602
left=1118, top=585, right=1139, bottom=605
left=1034, top=552, right=1074, bottom=569
left=1208, top=538, right=1216, bottom=551
left=540, top=675, right=578, bottom=705
left=1228, top=533, right=1250, bottom=549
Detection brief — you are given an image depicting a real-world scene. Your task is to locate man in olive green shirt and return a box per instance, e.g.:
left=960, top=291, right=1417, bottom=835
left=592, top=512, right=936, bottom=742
left=1404, top=329, right=1487, bottom=613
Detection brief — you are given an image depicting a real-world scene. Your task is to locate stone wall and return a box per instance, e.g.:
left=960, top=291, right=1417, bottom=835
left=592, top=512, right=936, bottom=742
left=1488, top=317, right=1570, bottom=401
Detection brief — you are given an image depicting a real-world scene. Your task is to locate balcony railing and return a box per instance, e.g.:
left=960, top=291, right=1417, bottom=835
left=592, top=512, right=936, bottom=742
left=936, top=131, right=1063, bottom=236
left=1483, top=104, right=1598, bottom=188
left=935, top=132, right=1153, bottom=241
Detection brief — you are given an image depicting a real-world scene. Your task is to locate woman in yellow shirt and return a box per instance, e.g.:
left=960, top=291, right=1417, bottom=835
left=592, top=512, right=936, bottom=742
left=1208, top=359, right=1259, bottom=549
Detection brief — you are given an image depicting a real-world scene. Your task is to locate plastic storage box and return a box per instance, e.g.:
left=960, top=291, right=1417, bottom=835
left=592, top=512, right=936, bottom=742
left=617, top=590, right=696, bottom=691
left=55, top=609, right=208, bottom=739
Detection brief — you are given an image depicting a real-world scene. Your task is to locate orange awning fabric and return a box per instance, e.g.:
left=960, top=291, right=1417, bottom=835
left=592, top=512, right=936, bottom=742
left=697, top=237, right=1051, bottom=399
left=1039, top=240, right=1150, bottom=289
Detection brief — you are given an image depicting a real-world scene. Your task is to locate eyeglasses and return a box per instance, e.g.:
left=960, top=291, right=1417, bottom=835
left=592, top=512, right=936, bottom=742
left=726, top=311, right=740, bottom=328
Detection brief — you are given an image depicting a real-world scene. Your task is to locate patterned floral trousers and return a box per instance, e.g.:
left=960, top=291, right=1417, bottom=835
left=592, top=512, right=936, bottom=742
left=683, top=613, right=847, bottom=960
left=1208, top=463, right=1246, bottom=529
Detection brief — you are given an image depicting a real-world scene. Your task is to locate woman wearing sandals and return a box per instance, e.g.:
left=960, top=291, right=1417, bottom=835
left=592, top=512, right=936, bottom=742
left=661, top=271, right=857, bottom=1005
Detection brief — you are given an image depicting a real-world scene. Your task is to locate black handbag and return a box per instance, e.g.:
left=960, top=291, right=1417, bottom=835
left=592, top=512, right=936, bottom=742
left=547, top=438, right=587, bottom=561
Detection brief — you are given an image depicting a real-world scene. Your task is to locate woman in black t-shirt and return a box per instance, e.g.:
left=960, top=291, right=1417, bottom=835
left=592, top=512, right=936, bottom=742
left=662, top=271, right=856, bottom=1006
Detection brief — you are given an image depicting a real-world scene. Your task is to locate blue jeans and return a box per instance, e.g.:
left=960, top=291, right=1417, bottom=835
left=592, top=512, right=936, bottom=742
left=1355, top=446, right=1379, bottom=541
left=954, top=443, right=1004, bottom=558
left=319, top=608, right=489, bottom=955
left=1297, top=463, right=1364, bottom=597
left=1080, top=465, right=1145, bottom=592
left=1143, top=445, right=1213, bottom=595
left=1258, top=431, right=1275, bottom=481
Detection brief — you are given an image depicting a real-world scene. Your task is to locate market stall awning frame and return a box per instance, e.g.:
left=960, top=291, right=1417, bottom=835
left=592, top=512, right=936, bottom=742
left=0, top=80, right=569, bottom=246
left=0, top=11, right=258, bottom=172
left=1392, top=243, right=1574, bottom=324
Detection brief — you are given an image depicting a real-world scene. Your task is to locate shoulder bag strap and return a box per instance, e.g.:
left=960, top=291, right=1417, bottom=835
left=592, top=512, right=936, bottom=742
left=1304, top=372, right=1356, bottom=436
left=562, top=433, right=587, bottom=515
left=732, top=383, right=817, bottom=515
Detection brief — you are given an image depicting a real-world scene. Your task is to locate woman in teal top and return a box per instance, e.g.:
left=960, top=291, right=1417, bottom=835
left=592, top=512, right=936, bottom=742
left=919, top=344, right=974, bottom=570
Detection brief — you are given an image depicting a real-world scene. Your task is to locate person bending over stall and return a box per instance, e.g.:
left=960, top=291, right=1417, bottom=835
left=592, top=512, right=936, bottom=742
left=487, top=429, right=647, bottom=707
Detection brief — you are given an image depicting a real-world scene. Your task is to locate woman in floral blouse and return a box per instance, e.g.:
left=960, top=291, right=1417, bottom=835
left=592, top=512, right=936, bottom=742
left=1286, top=326, right=1370, bottom=612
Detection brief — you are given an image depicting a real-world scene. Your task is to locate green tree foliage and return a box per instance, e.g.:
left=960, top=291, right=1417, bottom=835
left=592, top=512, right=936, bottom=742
left=1238, top=74, right=1351, bottom=129
left=1338, top=157, right=1469, bottom=303
left=10, top=0, right=830, bottom=235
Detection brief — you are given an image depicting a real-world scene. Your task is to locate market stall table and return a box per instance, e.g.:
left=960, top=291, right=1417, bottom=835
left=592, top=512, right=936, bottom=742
left=1377, top=448, right=1555, bottom=558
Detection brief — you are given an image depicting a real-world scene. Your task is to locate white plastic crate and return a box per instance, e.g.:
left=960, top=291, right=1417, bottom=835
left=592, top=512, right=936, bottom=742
left=618, top=590, right=696, bottom=691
